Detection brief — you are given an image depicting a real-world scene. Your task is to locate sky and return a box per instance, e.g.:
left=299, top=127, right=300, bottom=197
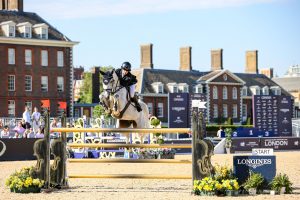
left=25, top=0, right=300, bottom=76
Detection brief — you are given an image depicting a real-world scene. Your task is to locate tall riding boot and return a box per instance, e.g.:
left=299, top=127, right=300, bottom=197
left=131, top=97, right=142, bottom=112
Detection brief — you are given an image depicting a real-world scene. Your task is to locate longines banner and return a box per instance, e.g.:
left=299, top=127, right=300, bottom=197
left=232, top=137, right=300, bottom=151
left=253, top=95, right=292, bottom=137
left=0, top=139, right=38, bottom=161
left=168, top=93, right=189, bottom=128
left=233, top=155, right=276, bottom=184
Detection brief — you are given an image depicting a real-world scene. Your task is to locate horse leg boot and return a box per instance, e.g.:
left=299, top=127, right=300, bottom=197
left=131, top=96, right=142, bottom=112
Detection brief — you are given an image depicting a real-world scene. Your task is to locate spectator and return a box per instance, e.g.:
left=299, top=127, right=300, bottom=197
left=21, top=119, right=26, bottom=129
left=217, top=126, right=223, bottom=138
left=22, top=106, right=31, bottom=130
left=25, top=128, right=35, bottom=138
left=35, top=127, right=44, bottom=138
left=13, top=132, right=20, bottom=138
left=50, top=118, right=60, bottom=138
left=31, top=107, right=41, bottom=133
left=13, top=121, right=26, bottom=137
left=0, top=119, right=4, bottom=129
left=0, top=125, right=10, bottom=138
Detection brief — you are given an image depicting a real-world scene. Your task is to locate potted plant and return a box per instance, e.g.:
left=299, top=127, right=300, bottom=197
left=222, top=179, right=240, bottom=196
left=224, top=128, right=232, bottom=154
left=270, top=173, right=293, bottom=194
left=5, top=167, right=44, bottom=193
left=193, top=177, right=220, bottom=196
left=243, top=171, right=264, bottom=195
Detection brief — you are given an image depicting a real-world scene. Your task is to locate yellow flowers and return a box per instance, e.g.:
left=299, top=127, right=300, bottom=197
left=194, top=177, right=240, bottom=195
left=5, top=166, right=44, bottom=192
left=222, top=179, right=240, bottom=190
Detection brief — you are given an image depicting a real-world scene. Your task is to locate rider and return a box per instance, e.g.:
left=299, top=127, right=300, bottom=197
left=115, top=62, right=142, bottom=112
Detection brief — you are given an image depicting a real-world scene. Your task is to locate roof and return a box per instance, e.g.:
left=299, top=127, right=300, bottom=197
left=0, top=10, right=71, bottom=41
left=272, top=77, right=300, bottom=92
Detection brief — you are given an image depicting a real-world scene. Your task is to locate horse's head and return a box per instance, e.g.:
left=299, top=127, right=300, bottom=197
left=100, top=69, right=118, bottom=92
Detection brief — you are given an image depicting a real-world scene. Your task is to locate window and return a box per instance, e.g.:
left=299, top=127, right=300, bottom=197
left=242, top=104, right=247, bottom=118
left=197, top=85, right=203, bottom=93
left=173, top=86, right=178, bottom=93
left=57, top=51, right=64, bottom=67
left=57, top=76, right=64, bottom=92
left=158, top=85, right=163, bottom=93
left=8, top=48, right=15, bottom=65
left=41, top=76, right=48, bottom=92
left=262, top=86, right=269, bottom=95
left=223, top=104, right=228, bottom=118
left=213, top=104, right=218, bottom=118
left=8, top=75, right=15, bottom=91
left=213, top=86, right=218, bottom=99
left=41, top=28, right=48, bottom=39
left=232, top=87, right=237, bottom=99
left=24, top=26, right=31, bottom=38
left=8, top=100, right=15, bottom=117
left=242, top=86, right=248, bottom=96
left=25, top=49, right=32, bottom=65
left=147, top=103, right=153, bottom=115
left=25, top=75, right=32, bottom=91
left=57, top=107, right=64, bottom=117
left=250, top=86, right=260, bottom=95
left=25, top=101, right=32, bottom=112
left=9, top=25, right=15, bottom=37
left=183, top=86, right=189, bottom=93
left=223, top=86, right=228, bottom=99
left=74, top=108, right=80, bottom=118
left=41, top=50, right=48, bottom=66
left=233, top=104, right=238, bottom=118
left=157, top=103, right=164, bottom=117
left=271, top=86, right=281, bottom=95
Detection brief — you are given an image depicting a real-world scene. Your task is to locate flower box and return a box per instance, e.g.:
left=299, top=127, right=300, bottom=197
left=11, top=187, right=41, bottom=193
left=74, top=152, right=85, bottom=159
left=226, top=190, right=239, bottom=196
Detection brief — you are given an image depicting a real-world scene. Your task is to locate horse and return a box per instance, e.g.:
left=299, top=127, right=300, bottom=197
left=99, top=69, right=150, bottom=144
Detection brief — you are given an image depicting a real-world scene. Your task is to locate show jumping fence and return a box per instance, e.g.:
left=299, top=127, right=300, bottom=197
left=36, top=109, right=213, bottom=189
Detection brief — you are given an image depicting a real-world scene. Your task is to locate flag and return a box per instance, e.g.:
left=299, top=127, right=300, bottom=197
left=58, top=101, right=67, bottom=110
left=41, top=99, right=50, bottom=108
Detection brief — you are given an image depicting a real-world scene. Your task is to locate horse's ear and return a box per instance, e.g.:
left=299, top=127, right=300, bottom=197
left=110, top=68, right=115, bottom=76
left=99, top=70, right=106, bottom=76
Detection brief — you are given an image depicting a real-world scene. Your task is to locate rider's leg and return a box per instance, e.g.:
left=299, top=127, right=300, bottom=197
left=130, top=84, right=142, bottom=112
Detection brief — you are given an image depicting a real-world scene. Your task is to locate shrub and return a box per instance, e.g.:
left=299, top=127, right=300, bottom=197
left=243, top=171, right=264, bottom=191
left=270, top=173, right=293, bottom=194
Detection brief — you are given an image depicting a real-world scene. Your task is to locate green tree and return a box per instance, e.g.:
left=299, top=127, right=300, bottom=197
left=93, top=105, right=110, bottom=119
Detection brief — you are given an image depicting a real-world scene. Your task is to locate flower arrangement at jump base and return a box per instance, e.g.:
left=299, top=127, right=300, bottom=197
left=124, top=148, right=176, bottom=159
left=5, top=167, right=44, bottom=193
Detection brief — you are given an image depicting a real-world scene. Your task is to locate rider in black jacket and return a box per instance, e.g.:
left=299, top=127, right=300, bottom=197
left=115, top=62, right=142, bottom=112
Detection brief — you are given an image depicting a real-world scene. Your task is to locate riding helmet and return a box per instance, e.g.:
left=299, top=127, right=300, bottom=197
left=121, top=62, right=131, bottom=71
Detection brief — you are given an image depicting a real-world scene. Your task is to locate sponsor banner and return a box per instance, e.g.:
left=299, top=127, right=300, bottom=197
left=232, top=138, right=261, bottom=151
left=278, top=96, right=292, bottom=136
left=261, top=137, right=300, bottom=150
left=0, top=139, right=38, bottom=161
left=168, top=93, right=189, bottom=128
left=234, top=127, right=275, bottom=137
left=189, top=93, right=206, bottom=127
left=233, top=155, right=276, bottom=184
left=252, top=148, right=274, bottom=155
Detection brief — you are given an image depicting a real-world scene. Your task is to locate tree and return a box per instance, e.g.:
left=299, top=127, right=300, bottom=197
left=93, top=105, right=110, bottom=119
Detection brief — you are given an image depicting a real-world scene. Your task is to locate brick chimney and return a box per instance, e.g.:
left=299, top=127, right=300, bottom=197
left=245, top=50, right=258, bottom=74
left=260, top=68, right=274, bottom=79
left=179, top=46, right=192, bottom=71
left=140, top=43, right=153, bottom=69
left=1, top=0, right=23, bottom=11
left=211, top=49, right=223, bottom=71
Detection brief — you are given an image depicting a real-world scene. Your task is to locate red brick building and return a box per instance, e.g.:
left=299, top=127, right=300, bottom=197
left=0, top=0, right=78, bottom=117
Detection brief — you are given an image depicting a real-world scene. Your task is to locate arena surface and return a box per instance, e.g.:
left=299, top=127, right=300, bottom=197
left=0, top=152, right=299, bottom=200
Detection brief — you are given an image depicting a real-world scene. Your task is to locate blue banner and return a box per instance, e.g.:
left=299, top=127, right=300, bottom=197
left=168, top=93, right=189, bottom=128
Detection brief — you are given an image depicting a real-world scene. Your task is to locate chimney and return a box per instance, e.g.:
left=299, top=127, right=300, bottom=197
left=179, top=46, right=192, bottom=71
left=211, top=49, right=223, bottom=71
left=246, top=50, right=258, bottom=74
left=1, top=0, right=23, bottom=11
left=140, top=43, right=153, bottom=69
left=260, top=68, right=274, bottom=79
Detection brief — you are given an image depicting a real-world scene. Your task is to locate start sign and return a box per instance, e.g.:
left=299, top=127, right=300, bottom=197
left=252, top=148, right=274, bottom=155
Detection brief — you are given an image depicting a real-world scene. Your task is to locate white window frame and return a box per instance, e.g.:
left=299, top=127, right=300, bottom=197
left=25, top=101, right=32, bottom=112
left=9, top=25, right=15, bottom=37
left=147, top=103, right=153, bottom=115
left=41, top=76, right=48, bottom=92
left=25, top=75, right=32, bottom=91
left=25, top=49, right=32, bottom=65
left=8, top=100, right=15, bottom=116
left=242, top=104, right=247, bottom=118
left=271, top=86, right=281, bottom=95
left=232, top=87, right=237, bottom=99
left=213, top=86, right=218, bottom=99
left=24, top=26, right=31, bottom=38
left=262, top=86, right=269, bottom=95
left=242, top=86, right=248, bottom=96
left=41, top=28, right=48, bottom=39
left=213, top=104, right=218, bottom=118
left=157, top=103, right=164, bottom=117
left=57, top=51, right=64, bottom=67
left=233, top=104, right=238, bottom=118
left=223, top=86, right=228, bottom=100
left=41, top=50, right=48, bottom=66
left=8, top=48, right=15, bottom=65
left=8, top=75, right=15, bottom=91
left=223, top=104, right=228, bottom=118
left=158, top=85, right=163, bottom=94
left=57, top=76, right=64, bottom=92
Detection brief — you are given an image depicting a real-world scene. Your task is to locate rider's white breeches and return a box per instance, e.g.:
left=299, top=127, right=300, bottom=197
left=130, top=84, right=135, bottom=98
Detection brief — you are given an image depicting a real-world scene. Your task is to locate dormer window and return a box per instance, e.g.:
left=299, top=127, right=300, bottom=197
left=17, top=22, right=32, bottom=38
left=193, top=84, right=203, bottom=93
left=167, top=83, right=178, bottom=93
left=0, top=21, right=16, bottom=37
left=250, top=86, right=261, bottom=95
left=271, top=86, right=281, bottom=95
left=178, top=83, right=189, bottom=93
left=262, top=86, right=269, bottom=95
left=33, top=23, right=49, bottom=39
left=242, top=86, right=248, bottom=96
left=151, top=82, right=164, bottom=94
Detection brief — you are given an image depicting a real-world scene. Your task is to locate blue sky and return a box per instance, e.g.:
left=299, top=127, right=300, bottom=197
left=26, top=0, right=300, bottom=76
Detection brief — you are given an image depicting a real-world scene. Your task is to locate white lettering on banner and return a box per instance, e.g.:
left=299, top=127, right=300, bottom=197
left=172, top=107, right=185, bottom=112
left=252, top=148, right=273, bottom=155
left=173, top=117, right=183, bottom=123
left=265, top=139, right=288, bottom=147
left=261, top=96, right=272, bottom=100
left=280, top=109, right=290, bottom=113
left=237, top=159, right=272, bottom=169
left=0, top=140, right=7, bottom=157
left=174, top=98, right=184, bottom=101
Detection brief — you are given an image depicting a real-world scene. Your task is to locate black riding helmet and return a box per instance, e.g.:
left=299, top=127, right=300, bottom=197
left=121, top=62, right=131, bottom=71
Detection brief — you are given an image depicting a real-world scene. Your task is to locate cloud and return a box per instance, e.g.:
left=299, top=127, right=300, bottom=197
left=26, top=0, right=280, bottom=19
